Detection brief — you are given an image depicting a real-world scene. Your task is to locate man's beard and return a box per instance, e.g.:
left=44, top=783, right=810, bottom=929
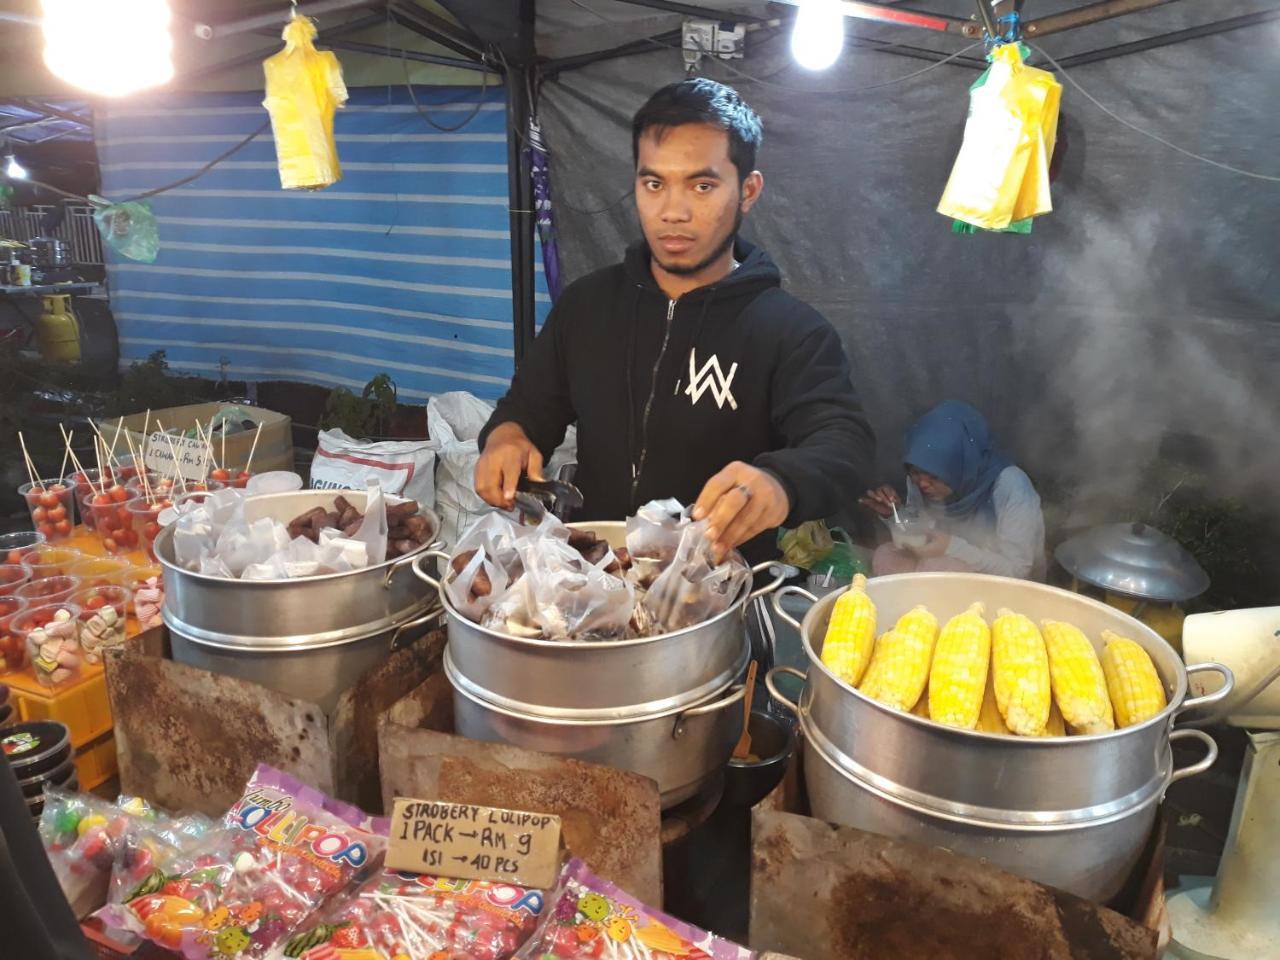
left=650, top=208, right=742, bottom=277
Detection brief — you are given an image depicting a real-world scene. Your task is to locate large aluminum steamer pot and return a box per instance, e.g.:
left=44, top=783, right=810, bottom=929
left=414, top=521, right=785, bottom=711
left=765, top=572, right=1234, bottom=901
left=157, top=490, right=441, bottom=647
left=445, top=648, right=747, bottom=807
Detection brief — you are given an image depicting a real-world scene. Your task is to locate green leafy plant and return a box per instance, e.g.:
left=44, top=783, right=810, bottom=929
left=109, top=350, right=209, bottom=416
left=320, top=373, right=398, bottom=440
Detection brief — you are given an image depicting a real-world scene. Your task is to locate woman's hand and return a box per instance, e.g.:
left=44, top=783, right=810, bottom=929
left=858, top=485, right=902, bottom=518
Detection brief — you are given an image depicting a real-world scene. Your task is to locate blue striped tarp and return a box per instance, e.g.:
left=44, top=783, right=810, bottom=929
left=96, top=86, right=544, bottom=402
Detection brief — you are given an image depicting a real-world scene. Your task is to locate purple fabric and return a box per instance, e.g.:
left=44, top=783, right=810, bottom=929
left=528, top=119, right=563, bottom=302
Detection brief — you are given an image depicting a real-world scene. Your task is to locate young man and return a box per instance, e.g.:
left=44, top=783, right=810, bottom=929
left=475, top=78, right=875, bottom=562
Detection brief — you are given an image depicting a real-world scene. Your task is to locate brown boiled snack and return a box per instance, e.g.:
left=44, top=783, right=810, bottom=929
left=285, top=497, right=433, bottom=559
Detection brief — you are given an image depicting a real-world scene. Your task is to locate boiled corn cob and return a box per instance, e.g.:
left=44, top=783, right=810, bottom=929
left=928, top=603, right=991, bottom=730
left=820, top=574, right=876, bottom=687
left=911, top=688, right=931, bottom=719
left=991, top=608, right=1051, bottom=735
left=1041, top=620, right=1115, bottom=735
left=859, top=605, right=939, bottom=711
left=1101, top=631, right=1167, bottom=727
left=1036, top=697, right=1067, bottom=737
left=976, top=668, right=1010, bottom=734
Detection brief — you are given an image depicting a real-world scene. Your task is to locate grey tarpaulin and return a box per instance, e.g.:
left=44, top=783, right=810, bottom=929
left=531, top=0, right=1280, bottom=528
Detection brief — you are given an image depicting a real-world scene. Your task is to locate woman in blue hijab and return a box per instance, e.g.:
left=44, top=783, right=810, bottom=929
left=860, top=401, right=1045, bottom=579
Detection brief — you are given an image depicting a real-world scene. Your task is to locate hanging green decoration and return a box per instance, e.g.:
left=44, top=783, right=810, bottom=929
left=91, top=195, right=159, bottom=263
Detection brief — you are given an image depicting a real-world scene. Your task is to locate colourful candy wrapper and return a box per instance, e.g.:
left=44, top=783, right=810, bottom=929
left=517, top=859, right=754, bottom=960
left=106, top=765, right=385, bottom=960
left=276, top=869, right=548, bottom=959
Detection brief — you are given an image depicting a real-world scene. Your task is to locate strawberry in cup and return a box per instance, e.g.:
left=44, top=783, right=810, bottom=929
left=0, top=531, right=46, bottom=567
left=0, top=595, right=28, bottom=672
left=19, top=478, right=75, bottom=542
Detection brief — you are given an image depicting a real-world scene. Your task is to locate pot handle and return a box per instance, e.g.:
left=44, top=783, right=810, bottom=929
left=770, top=584, right=819, bottom=633
left=764, top=665, right=807, bottom=716
left=411, top=550, right=452, bottom=591
left=388, top=603, right=446, bottom=651
left=1178, top=662, right=1236, bottom=715
left=747, top=562, right=792, bottom=602
left=671, top=684, right=747, bottom=739
left=1168, top=728, right=1218, bottom=784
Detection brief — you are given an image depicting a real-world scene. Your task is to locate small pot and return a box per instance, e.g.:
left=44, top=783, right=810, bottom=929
left=723, top=710, right=795, bottom=809
left=18, top=754, right=75, bottom=798
left=3, top=721, right=71, bottom=778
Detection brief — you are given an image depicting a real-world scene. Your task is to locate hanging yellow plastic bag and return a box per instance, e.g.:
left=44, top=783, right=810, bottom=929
left=937, top=44, right=1060, bottom=230
left=262, top=13, right=347, bottom=190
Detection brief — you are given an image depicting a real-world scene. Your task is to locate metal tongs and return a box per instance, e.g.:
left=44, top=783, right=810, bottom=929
left=514, top=475, right=584, bottom=521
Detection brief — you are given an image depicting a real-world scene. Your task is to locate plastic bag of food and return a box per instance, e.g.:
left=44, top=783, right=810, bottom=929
left=641, top=520, right=750, bottom=633
left=349, top=479, right=388, bottom=568
left=625, top=499, right=687, bottom=589
left=517, top=534, right=634, bottom=642
left=278, top=868, right=548, bottom=959
left=104, top=765, right=385, bottom=959
left=262, top=13, right=347, bottom=191
left=444, top=513, right=542, bottom=621
left=517, top=859, right=754, bottom=960
left=39, top=789, right=137, bottom=918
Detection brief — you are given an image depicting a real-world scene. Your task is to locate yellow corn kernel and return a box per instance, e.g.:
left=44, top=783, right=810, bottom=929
left=976, top=668, right=1010, bottom=734
left=820, top=574, right=876, bottom=687
left=991, top=608, right=1051, bottom=736
left=1036, top=697, right=1067, bottom=737
left=1101, top=631, right=1167, bottom=727
left=859, top=605, right=938, bottom=712
left=928, top=603, right=991, bottom=730
left=1041, top=620, right=1115, bottom=735
left=911, top=687, right=931, bottom=719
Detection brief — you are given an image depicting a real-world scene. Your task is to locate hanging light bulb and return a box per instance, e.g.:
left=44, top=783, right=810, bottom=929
left=790, top=0, right=845, bottom=71
left=42, top=0, right=174, bottom=97
left=4, top=153, right=26, bottom=179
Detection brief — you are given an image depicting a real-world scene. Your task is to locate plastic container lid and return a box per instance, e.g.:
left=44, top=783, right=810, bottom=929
left=2, top=720, right=71, bottom=775
left=246, top=471, right=304, bottom=496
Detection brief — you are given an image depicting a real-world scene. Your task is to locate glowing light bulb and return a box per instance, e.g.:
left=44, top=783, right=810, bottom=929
left=790, top=0, right=845, bottom=71
left=5, top=154, right=27, bottom=179
left=42, top=0, right=174, bottom=98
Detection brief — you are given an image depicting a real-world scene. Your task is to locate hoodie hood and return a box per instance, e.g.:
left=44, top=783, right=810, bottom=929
left=622, top=237, right=781, bottom=300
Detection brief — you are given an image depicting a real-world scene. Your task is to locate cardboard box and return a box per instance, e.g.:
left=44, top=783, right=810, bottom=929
left=94, top=403, right=292, bottom=478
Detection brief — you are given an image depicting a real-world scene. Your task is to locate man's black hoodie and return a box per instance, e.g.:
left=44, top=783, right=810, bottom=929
left=481, top=239, right=876, bottom=560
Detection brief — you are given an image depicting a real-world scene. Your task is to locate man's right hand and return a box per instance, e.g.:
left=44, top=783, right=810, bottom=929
left=474, top=422, right=545, bottom=510
left=858, top=484, right=903, bottom=518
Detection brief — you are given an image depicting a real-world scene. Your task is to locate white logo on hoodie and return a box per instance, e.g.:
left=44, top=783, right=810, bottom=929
left=685, top=349, right=738, bottom=410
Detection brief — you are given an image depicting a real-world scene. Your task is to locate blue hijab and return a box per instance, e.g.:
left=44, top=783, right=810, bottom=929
left=903, top=401, right=1012, bottom=520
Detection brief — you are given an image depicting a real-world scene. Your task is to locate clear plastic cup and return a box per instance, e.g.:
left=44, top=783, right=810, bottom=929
left=71, top=468, right=115, bottom=530
left=128, top=473, right=178, bottom=500
left=66, top=556, right=133, bottom=589
left=70, top=585, right=129, bottom=663
left=123, top=565, right=164, bottom=631
left=18, top=478, right=75, bottom=542
left=0, top=594, right=28, bottom=672
left=115, top=453, right=142, bottom=482
left=0, top=563, right=32, bottom=597
left=0, top=531, right=46, bottom=567
left=15, top=575, right=82, bottom=608
left=14, top=602, right=83, bottom=687
left=126, top=499, right=173, bottom=563
left=209, top=468, right=251, bottom=490
left=23, top=547, right=82, bottom=580
left=88, top=493, right=142, bottom=555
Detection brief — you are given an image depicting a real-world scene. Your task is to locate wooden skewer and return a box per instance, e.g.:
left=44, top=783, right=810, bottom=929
left=220, top=419, right=226, bottom=473
left=109, top=416, right=125, bottom=463
left=244, top=422, right=263, bottom=476
left=17, top=431, right=39, bottom=489
left=58, top=428, right=72, bottom=481
left=58, top=423, right=90, bottom=491
left=122, top=432, right=150, bottom=506
left=197, top=422, right=212, bottom=480
left=156, top=422, right=188, bottom=494
left=94, top=437, right=106, bottom=492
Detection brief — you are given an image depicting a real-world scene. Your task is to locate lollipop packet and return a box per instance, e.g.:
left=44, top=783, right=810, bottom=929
left=103, top=764, right=387, bottom=960
left=517, top=859, right=754, bottom=960
left=275, top=868, right=548, bottom=960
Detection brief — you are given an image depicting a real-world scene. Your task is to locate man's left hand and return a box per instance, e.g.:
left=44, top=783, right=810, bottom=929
left=912, top=530, right=951, bottom=558
left=692, top=462, right=790, bottom=562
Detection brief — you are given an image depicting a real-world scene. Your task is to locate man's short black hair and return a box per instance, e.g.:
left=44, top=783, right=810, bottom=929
left=632, top=78, right=763, bottom=181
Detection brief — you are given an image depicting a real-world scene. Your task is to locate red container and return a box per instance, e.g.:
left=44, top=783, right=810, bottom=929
left=88, top=494, right=142, bottom=555
left=18, top=478, right=75, bottom=543
left=0, top=563, right=32, bottom=597
left=70, top=586, right=129, bottom=663
left=0, top=595, right=28, bottom=672
left=0, top=531, right=46, bottom=567
left=13, top=603, right=82, bottom=687
left=15, top=575, right=82, bottom=608
left=126, top=498, right=173, bottom=562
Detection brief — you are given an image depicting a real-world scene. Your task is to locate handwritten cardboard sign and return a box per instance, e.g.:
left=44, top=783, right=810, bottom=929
left=387, top=798, right=562, bottom=890
left=142, top=431, right=209, bottom=481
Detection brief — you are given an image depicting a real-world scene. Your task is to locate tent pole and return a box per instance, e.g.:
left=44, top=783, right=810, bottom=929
left=1049, top=8, right=1280, bottom=67
left=1023, top=0, right=1180, bottom=39
left=507, top=0, right=538, bottom=363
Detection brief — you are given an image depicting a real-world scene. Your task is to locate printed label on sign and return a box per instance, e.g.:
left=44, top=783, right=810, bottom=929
left=387, top=797, right=562, bottom=890
left=143, top=432, right=209, bottom=481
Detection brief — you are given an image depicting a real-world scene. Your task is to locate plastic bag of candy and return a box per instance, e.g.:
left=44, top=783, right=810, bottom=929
left=39, top=788, right=139, bottom=917
left=516, top=859, right=755, bottom=960
left=275, top=868, right=548, bottom=959
left=104, top=765, right=386, bottom=959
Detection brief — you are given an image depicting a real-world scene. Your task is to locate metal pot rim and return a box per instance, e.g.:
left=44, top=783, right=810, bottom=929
left=445, top=647, right=743, bottom=725
left=164, top=600, right=436, bottom=650
left=801, top=708, right=1168, bottom=830
left=155, top=493, right=440, bottom=586
left=799, top=572, right=1190, bottom=742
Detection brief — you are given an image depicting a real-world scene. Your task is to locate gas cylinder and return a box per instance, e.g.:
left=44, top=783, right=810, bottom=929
left=37, top=294, right=81, bottom=363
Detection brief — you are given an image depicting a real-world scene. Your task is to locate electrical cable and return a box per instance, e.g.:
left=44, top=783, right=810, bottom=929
left=1030, top=43, right=1280, bottom=184
left=400, top=44, right=493, bottom=132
